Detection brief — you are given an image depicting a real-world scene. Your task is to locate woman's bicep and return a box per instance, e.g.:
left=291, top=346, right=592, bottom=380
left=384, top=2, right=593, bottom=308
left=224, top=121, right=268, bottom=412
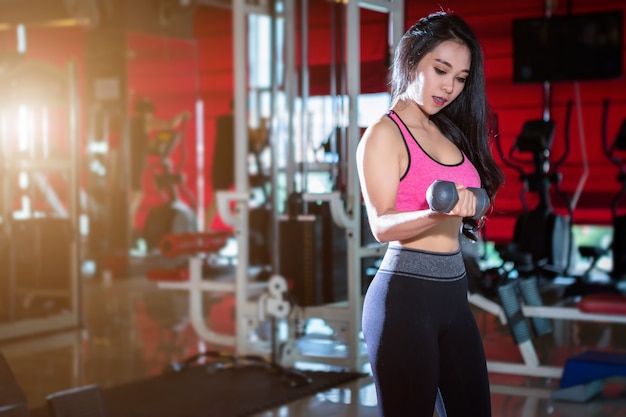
left=357, top=133, right=401, bottom=220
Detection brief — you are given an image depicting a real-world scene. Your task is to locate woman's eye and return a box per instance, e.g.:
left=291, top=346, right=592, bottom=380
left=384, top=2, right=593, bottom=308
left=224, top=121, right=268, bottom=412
left=434, top=68, right=445, bottom=75
left=456, top=77, right=467, bottom=83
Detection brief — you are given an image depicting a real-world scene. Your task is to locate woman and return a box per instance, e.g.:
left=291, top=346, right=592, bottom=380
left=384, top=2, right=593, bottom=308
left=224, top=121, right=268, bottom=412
left=356, top=11, right=504, bottom=417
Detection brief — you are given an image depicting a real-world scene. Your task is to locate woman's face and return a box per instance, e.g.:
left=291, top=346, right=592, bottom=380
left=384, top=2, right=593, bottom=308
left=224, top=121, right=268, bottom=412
left=406, top=40, right=471, bottom=115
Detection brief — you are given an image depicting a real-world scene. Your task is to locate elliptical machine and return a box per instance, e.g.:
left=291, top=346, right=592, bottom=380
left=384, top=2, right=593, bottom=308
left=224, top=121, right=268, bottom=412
left=495, top=101, right=574, bottom=282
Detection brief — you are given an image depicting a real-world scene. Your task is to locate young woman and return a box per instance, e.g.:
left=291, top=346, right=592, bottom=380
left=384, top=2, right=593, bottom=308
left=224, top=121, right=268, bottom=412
left=356, top=11, right=504, bottom=417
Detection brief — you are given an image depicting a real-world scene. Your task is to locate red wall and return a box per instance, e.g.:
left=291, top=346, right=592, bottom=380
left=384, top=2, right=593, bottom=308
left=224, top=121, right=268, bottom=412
left=406, top=0, right=626, bottom=242
left=3, top=1, right=624, bottom=245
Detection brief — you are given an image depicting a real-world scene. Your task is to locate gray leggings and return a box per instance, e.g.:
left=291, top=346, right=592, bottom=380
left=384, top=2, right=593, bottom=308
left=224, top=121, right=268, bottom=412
left=362, top=246, right=491, bottom=417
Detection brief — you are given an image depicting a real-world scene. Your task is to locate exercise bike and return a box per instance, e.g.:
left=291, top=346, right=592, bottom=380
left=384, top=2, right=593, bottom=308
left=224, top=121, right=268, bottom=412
left=143, top=121, right=197, bottom=252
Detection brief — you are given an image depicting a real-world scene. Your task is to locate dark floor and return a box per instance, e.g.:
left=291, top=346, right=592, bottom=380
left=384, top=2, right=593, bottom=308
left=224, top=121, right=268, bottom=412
left=2, top=266, right=626, bottom=417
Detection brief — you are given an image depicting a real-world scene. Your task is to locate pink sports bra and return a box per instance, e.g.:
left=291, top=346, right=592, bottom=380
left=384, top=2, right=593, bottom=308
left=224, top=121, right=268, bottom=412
left=387, top=110, right=481, bottom=212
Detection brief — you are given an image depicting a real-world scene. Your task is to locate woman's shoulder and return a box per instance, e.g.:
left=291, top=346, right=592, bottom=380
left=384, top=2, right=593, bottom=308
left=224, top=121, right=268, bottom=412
left=361, top=112, right=401, bottom=143
left=357, top=113, right=405, bottom=162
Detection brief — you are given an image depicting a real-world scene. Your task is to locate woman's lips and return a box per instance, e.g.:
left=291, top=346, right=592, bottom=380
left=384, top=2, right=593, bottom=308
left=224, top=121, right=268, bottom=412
left=433, top=96, right=447, bottom=106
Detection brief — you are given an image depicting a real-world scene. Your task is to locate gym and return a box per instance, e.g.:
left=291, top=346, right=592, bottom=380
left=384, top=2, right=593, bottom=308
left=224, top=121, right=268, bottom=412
left=0, top=0, right=625, bottom=416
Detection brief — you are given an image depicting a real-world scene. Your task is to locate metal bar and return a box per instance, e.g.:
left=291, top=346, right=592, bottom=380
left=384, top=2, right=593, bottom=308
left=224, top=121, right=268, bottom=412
left=487, top=361, right=563, bottom=379
left=283, top=0, right=296, bottom=200
left=195, top=99, right=205, bottom=231
left=67, top=59, right=82, bottom=330
left=523, top=305, right=626, bottom=323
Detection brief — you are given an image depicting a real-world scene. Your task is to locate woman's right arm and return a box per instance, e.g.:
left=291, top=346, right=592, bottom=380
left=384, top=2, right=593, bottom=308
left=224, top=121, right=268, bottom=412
left=356, top=119, right=446, bottom=243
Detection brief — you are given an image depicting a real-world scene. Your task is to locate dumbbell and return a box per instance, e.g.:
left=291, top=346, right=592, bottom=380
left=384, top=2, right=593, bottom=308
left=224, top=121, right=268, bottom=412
left=426, top=180, right=490, bottom=220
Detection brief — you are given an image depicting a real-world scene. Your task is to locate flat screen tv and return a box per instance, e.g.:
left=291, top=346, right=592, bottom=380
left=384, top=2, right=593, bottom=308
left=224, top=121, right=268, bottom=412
left=513, top=10, right=623, bottom=83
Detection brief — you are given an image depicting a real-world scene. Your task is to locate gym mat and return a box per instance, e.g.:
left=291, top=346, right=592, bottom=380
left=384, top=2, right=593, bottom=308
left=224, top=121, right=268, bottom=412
left=30, top=365, right=365, bottom=417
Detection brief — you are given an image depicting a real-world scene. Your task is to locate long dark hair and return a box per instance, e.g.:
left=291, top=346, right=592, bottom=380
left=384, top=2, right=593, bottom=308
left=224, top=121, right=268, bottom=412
left=390, top=11, right=504, bottom=201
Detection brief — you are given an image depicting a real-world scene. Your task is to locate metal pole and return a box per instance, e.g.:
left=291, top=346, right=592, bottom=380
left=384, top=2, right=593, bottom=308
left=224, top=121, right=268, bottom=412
left=67, top=60, right=82, bottom=329
left=232, top=0, right=251, bottom=355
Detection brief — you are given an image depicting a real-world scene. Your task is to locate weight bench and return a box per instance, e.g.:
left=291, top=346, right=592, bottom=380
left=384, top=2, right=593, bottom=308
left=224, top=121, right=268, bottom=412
left=551, top=293, right=626, bottom=402
left=578, top=293, right=626, bottom=315
left=145, top=231, right=269, bottom=348
left=157, top=231, right=231, bottom=259
left=146, top=231, right=231, bottom=282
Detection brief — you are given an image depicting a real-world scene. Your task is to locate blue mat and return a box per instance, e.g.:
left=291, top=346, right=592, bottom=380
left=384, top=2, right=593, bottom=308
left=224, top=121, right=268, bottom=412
left=561, top=350, right=626, bottom=388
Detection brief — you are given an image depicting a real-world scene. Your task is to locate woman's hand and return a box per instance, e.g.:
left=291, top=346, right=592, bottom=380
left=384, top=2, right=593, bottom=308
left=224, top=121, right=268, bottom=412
left=448, top=183, right=477, bottom=218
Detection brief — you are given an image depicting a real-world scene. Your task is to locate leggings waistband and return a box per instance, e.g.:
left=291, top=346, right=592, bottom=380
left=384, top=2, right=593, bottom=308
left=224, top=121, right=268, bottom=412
left=378, top=246, right=466, bottom=282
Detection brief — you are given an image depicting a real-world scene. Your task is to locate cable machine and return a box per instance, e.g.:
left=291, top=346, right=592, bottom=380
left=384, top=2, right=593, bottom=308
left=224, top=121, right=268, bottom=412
left=151, top=0, right=404, bottom=373
left=263, top=0, right=403, bottom=371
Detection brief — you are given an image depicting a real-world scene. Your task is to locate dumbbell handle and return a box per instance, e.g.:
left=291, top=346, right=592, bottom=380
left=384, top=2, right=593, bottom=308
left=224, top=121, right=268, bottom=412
left=426, top=180, right=490, bottom=220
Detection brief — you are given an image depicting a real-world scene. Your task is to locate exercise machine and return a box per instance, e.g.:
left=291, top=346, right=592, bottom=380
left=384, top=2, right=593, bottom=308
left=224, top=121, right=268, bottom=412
left=597, top=99, right=626, bottom=282
left=465, top=106, right=575, bottom=299
left=565, top=99, right=626, bottom=295
left=495, top=102, right=575, bottom=281
left=147, top=0, right=404, bottom=375
left=143, top=121, right=197, bottom=251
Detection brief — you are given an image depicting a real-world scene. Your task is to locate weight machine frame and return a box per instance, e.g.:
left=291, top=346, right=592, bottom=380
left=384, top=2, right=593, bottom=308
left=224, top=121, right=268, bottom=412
left=154, top=0, right=404, bottom=373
